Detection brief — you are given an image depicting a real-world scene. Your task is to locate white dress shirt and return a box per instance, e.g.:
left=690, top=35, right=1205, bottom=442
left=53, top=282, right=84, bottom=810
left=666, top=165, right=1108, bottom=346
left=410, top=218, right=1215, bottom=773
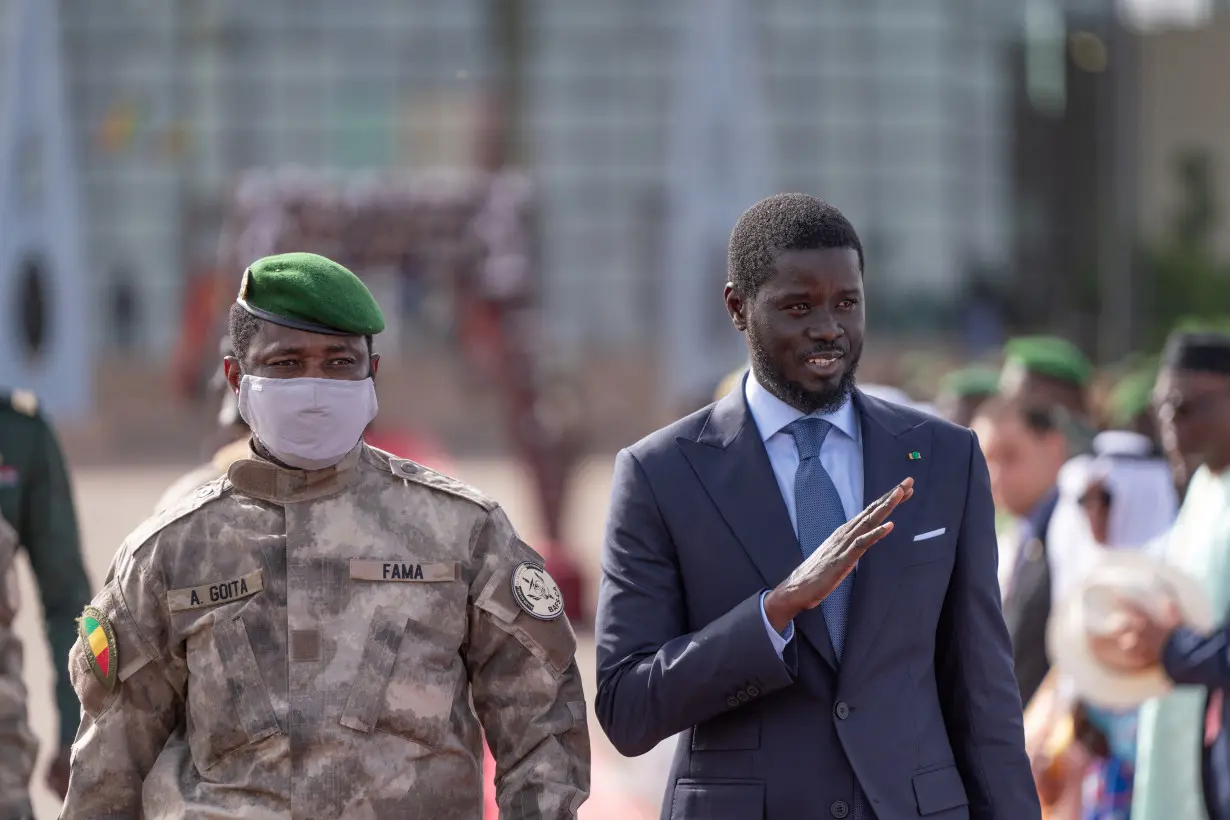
left=744, top=372, right=865, bottom=656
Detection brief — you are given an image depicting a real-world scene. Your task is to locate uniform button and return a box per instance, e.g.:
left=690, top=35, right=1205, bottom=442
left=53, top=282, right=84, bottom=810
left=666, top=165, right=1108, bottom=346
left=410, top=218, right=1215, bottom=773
left=747, top=685, right=760, bottom=697
left=835, top=701, right=850, bottom=720
left=830, top=800, right=849, bottom=818
left=736, top=690, right=750, bottom=703
left=726, top=696, right=739, bottom=708
left=399, top=461, right=418, bottom=475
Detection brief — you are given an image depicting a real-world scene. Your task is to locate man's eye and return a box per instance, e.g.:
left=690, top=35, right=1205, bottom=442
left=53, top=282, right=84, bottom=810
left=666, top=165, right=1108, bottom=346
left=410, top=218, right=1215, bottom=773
left=838, top=299, right=858, bottom=310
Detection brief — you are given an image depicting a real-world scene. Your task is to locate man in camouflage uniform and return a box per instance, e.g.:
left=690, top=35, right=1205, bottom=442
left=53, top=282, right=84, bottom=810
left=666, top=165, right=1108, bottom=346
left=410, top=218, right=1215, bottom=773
left=62, top=252, right=589, bottom=819
left=0, top=389, right=92, bottom=819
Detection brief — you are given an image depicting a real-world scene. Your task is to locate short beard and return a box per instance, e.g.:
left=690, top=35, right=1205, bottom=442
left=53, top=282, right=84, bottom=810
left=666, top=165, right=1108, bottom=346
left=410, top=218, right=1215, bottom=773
left=748, top=328, right=861, bottom=415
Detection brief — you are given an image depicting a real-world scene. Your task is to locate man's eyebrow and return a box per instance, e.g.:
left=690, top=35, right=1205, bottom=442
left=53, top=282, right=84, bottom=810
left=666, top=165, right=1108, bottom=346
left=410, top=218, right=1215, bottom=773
left=258, top=345, right=304, bottom=358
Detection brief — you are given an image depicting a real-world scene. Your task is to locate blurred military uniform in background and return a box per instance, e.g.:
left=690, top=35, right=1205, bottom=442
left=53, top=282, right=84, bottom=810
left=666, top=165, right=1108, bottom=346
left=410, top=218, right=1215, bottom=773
left=992, top=337, right=1094, bottom=709
left=0, top=390, right=91, bottom=819
left=155, top=338, right=252, bottom=514
left=934, top=365, right=1000, bottom=428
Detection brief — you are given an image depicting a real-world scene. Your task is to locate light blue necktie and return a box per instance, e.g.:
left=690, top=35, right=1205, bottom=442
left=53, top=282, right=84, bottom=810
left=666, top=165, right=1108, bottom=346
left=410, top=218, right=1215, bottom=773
left=788, top=417, right=867, bottom=819
left=788, top=417, right=855, bottom=660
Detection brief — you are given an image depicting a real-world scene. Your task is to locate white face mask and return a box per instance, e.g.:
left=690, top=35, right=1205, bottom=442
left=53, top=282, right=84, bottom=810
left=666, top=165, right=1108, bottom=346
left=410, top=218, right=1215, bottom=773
left=238, top=375, right=378, bottom=470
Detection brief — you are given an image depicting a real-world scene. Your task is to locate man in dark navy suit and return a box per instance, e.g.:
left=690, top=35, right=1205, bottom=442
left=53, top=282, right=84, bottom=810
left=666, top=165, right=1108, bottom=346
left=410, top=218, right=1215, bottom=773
left=594, top=194, right=1039, bottom=819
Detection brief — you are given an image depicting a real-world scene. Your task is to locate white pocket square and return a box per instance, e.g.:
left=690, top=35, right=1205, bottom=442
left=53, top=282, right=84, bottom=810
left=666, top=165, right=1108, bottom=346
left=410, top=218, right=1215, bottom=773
left=913, top=528, right=946, bottom=542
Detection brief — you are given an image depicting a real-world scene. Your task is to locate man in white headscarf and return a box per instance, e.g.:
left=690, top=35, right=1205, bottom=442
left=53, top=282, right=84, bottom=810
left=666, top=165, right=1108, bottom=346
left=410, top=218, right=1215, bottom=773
left=1037, top=428, right=1179, bottom=818
left=1048, top=430, right=1180, bottom=605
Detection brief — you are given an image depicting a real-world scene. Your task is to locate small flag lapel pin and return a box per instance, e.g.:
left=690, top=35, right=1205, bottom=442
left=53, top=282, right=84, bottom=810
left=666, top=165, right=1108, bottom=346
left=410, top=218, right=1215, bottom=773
left=908, top=451, right=922, bottom=461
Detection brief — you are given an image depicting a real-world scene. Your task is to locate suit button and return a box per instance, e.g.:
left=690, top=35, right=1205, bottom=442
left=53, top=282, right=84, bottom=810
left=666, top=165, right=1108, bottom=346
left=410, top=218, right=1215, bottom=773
left=835, top=701, right=850, bottom=720
left=830, top=800, right=849, bottom=818
left=736, top=690, right=750, bottom=703
left=726, top=696, right=739, bottom=708
left=747, top=685, right=760, bottom=697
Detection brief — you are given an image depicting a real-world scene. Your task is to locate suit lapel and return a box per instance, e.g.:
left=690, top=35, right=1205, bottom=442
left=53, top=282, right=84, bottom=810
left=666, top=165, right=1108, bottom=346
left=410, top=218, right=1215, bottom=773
left=838, top=391, right=934, bottom=680
left=677, top=383, right=839, bottom=669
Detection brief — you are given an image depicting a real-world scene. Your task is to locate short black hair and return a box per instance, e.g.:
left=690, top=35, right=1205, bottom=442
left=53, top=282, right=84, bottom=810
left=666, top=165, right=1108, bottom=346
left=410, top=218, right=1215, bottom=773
left=227, top=302, right=373, bottom=363
left=1161, top=330, right=1230, bottom=377
left=727, top=193, right=864, bottom=298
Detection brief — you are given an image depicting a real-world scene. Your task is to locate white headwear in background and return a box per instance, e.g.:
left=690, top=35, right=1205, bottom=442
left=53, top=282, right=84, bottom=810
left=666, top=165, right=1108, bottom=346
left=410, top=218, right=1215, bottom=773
left=1047, top=430, right=1179, bottom=607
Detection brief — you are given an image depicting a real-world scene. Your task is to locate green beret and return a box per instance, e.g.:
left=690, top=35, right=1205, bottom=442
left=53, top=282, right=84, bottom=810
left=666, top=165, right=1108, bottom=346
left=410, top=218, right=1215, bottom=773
left=1001, top=336, right=1092, bottom=388
left=237, top=252, right=385, bottom=336
left=1106, top=364, right=1158, bottom=429
left=937, top=366, right=1000, bottom=399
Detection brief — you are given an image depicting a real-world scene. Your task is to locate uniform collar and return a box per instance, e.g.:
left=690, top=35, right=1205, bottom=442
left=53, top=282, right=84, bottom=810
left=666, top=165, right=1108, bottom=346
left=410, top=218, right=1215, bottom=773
left=745, top=371, right=860, bottom=445
left=227, top=441, right=364, bottom=504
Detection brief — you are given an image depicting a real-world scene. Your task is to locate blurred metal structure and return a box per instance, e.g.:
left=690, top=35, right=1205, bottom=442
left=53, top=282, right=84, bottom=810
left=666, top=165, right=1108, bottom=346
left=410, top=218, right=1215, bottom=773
left=0, top=0, right=92, bottom=420
left=0, top=0, right=1226, bottom=376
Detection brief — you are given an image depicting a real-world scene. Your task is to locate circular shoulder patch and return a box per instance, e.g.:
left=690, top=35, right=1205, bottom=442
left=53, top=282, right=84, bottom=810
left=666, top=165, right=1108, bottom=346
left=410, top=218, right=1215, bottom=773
left=78, top=605, right=118, bottom=692
left=511, top=562, right=564, bottom=620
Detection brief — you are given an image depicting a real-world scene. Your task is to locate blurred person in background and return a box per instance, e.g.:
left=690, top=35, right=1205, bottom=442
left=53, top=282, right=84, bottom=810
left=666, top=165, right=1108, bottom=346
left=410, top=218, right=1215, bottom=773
left=1089, top=330, right=1230, bottom=820
left=1030, top=430, right=1180, bottom=819
left=0, top=389, right=92, bottom=817
left=1103, top=361, right=1162, bottom=447
left=935, top=365, right=1001, bottom=428
left=1000, top=336, right=1095, bottom=429
left=61, top=253, right=589, bottom=819
left=155, top=337, right=253, bottom=513
left=972, top=396, right=1075, bottom=708
left=598, top=194, right=1037, bottom=819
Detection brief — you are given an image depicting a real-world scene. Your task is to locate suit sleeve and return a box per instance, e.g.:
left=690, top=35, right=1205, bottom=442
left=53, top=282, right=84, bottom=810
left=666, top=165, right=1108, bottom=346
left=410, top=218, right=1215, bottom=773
left=934, top=430, right=1041, bottom=820
left=466, top=507, right=590, bottom=818
left=1162, top=625, right=1230, bottom=687
left=594, top=448, right=796, bottom=758
left=19, top=413, right=92, bottom=747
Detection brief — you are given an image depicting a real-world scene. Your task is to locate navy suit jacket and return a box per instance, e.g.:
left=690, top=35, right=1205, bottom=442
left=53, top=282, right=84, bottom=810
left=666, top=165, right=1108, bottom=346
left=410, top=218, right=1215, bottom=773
left=594, top=387, right=1039, bottom=819
left=1164, top=622, right=1230, bottom=820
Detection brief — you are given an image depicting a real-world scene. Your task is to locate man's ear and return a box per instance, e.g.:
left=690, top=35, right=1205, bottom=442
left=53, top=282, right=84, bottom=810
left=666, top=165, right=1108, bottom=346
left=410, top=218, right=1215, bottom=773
left=223, top=357, right=242, bottom=394
left=370, top=354, right=381, bottom=379
left=725, top=283, right=748, bottom=332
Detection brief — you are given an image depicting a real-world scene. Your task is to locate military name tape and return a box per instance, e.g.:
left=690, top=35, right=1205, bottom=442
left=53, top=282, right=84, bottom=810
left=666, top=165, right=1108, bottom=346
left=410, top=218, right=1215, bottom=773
left=350, top=560, right=460, bottom=582
left=167, top=569, right=265, bottom=612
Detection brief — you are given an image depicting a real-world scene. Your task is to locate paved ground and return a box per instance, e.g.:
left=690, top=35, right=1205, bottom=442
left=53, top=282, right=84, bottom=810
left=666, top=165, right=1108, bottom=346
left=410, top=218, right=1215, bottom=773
left=12, top=456, right=674, bottom=819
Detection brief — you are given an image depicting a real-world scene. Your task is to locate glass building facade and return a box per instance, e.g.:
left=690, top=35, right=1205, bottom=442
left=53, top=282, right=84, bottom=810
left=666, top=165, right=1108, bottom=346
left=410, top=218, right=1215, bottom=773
left=0, top=0, right=1224, bottom=357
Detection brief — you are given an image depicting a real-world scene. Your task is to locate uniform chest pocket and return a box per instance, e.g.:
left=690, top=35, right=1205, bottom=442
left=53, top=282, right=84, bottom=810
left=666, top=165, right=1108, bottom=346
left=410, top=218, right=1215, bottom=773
left=186, top=611, right=281, bottom=771
left=339, top=577, right=467, bottom=752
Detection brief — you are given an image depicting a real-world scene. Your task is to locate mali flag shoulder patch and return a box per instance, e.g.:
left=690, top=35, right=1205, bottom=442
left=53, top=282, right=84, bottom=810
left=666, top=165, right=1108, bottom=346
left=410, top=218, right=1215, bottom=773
left=78, top=605, right=118, bottom=691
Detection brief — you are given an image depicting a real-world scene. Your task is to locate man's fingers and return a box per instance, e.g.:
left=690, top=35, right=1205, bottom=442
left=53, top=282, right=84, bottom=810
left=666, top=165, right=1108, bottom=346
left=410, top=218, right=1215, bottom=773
left=861, top=478, right=915, bottom=528
left=851, top=521, right=894, bottom=554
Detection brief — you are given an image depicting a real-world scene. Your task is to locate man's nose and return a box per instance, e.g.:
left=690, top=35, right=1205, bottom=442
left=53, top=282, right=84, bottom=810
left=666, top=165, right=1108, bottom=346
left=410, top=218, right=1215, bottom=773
left=805, top=312, right=842, bottom=341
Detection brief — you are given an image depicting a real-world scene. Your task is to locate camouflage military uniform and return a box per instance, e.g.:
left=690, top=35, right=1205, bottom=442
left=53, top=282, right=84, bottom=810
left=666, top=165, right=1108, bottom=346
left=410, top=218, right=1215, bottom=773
left=0, top=512, right=36, bottom=820
left=0, top=390, right=91, bottom=819
left=63, top=443, right=589, bottom=819
left=153, top=437, right=252, bottom=514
